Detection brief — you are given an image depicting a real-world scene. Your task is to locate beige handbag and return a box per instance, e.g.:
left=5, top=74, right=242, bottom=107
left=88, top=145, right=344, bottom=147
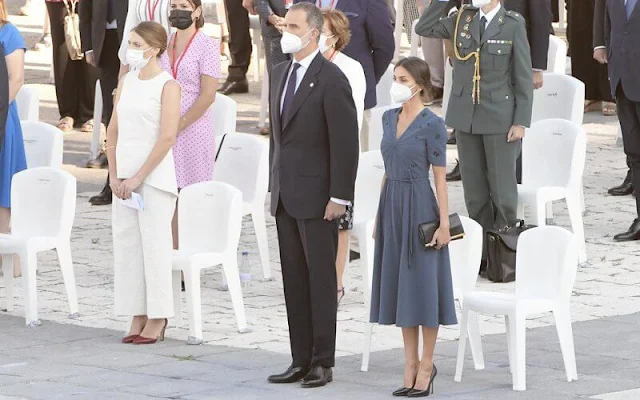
left=63, top=0, right=83, bottom=61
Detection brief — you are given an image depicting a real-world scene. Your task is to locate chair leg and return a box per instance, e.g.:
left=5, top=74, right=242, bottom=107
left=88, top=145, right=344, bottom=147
left=361, top=322, right=374, bottom=372
left=56, top=244, right=78, bottom=318
left=455, top=306, right=470, bottom=382
left=2, top=255, right=14, bottom=312
left=468, top=311, right=485, bottom=370
left=21, top=251, right=39, bottom=326
left=553, top=306, right=578, bottom=382
left=171, top=270, right=183, bottom=327
left=251, top=209, right=272, bottom=281
left=183, top=268, right=204, bottom=344
left=509, top=313, right=527, bottom=391
left=533, top=197, right=547, bottom=226
left=516, top=200, right=525, bottom=221
left=354, top=223, right=373, bottom=309
left=221, top=257, right=249, bottom=333
left=567, top=192, right=587, bottom=264
left=505, top=315, right=514, bottom=374
left=546, top=201, right=554, bottom=224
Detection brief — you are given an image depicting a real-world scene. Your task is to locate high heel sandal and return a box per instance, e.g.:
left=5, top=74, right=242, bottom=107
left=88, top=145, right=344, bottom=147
left=407, top=365, right=437, bottom=397
left=392, top=366, right=417, bottom=396
left=337, top=287, right=346, bottom=306
left=121, top=334, right=139, bottom=344
left=133, top=318, right=168, bottom=345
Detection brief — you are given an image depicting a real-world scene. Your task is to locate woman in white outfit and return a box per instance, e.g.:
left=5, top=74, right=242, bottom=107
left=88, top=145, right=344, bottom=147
left=106, top=21, right=181, bottom=345
left=319, top=9, right=366, bottom=305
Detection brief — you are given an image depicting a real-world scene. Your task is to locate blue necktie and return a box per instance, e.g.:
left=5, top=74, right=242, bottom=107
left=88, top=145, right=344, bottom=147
left=281, top=63, right=301, bottom=123
left=627, top=0, right=638, bottom=18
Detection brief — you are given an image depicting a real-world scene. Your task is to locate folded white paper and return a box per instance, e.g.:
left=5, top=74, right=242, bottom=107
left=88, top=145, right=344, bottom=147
left=118, top=192, right=145, bottom=211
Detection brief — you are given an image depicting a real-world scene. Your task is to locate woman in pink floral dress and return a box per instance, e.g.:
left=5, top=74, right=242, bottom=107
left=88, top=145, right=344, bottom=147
left=160, top=0, right=220, bottom=250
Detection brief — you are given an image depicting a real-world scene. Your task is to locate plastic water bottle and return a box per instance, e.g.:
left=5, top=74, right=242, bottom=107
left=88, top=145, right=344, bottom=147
left=239, top=251, right=252, bottom=287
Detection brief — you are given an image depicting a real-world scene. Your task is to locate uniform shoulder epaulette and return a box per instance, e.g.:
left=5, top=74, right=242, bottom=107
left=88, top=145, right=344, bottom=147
left=505, top=10, right=524, bottom=22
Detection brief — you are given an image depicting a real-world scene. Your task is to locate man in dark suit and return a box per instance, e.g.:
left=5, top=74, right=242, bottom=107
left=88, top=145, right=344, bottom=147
left=294, top=0, right=394, bottom=151
left=79, top=0, right=128, bottom=205
left=594, top=0, right=640, bottom=240
left=220, top=0, right=252, bottom=95
left=266, top=2, right=359, bottom=388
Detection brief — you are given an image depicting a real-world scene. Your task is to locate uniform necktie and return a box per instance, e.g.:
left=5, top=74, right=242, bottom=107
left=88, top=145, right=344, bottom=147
left=281, top=63, right=301, bottom=123
left=107, top=0, right=116, bottom=23
left=480, top=16, right=487, bottom=37
left=627, top=0, right=638, bottom=18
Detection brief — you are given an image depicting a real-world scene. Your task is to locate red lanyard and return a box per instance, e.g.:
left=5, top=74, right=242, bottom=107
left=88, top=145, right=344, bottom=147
left=316, top=0, right=337, bottom=9
left=147, top=0, right=161, bottom=21
left=171, top=31, right=198, bottom=79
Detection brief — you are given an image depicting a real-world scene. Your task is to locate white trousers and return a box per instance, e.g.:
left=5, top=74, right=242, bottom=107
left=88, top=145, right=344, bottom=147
left=113, top=184, right=176, bottom=318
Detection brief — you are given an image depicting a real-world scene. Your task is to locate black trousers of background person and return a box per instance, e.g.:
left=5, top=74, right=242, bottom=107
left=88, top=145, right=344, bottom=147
left=98, top=30, right=120, bottom=125
left=223, top=0, right=252, bottom=82
left=275, top=200, right=338, bottom=369
left=47, top=1, right=99, bottom=123
left=617, top=84, right=640, bottom=216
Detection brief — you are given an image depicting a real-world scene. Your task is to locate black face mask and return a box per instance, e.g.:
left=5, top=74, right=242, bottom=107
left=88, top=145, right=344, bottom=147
left=169, top=9, right=194, bottom=30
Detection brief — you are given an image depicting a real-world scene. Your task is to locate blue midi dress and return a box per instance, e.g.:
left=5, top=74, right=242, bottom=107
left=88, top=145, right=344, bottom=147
left=369, top=107, right=458, bottom=328
left=0, top=23, right=27, bottom=209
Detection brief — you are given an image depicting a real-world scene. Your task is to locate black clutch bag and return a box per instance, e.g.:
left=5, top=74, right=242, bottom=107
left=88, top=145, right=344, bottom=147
left=418, top=213, right=465, bottom=249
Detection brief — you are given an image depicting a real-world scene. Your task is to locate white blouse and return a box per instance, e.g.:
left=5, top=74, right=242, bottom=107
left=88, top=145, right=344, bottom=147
left=332, top=52, right=366, bottom=132
left=119, top=0, right=172, bottom=65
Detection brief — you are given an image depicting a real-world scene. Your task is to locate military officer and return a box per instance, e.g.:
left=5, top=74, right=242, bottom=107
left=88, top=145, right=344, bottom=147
left=415, top=0, right=533, bottom=263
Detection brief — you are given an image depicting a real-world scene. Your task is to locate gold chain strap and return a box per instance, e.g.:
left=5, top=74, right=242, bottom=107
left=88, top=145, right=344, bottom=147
left=453, top=5, right=481, bottom=104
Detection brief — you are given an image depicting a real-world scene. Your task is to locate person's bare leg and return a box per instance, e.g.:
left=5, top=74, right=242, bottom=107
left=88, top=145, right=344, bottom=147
left=0, top=207, right=20, bottom=277
left=140, top=318, right=167, bottom=339
left=401, top=327, right=420, bottom=388
left=127, top=315, right=148, bottom=336
left=414, top=326, right=439, bottom=391
left=336, top=230, right=349, bottom=301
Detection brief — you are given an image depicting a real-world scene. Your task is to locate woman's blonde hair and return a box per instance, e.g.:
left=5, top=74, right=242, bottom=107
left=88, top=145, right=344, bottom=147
left=132, top=21, right=168, bottom=56
left=322, top=9, right=351, bottom=52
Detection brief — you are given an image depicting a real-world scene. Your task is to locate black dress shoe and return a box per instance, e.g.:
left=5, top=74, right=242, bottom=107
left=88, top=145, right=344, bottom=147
left=608, top=181, right=634, bottom=196
left=446, top=160, right=461, bottom=182
left=392, top=386, right=413, bottom=396
left=86, top=152, right=108, bottom=169
left=301, top=365, right=333, bottom=388
left=218, top=79, right=249, bottom=95
left=446, top=134, right=456, bottom=145
left=349, top=250, right=360, bottom=261
left=613, top=219, right=640, bottom=241
left=267, top=365, right=310, bottom=384
left=89, top=184, right=112, bottom=206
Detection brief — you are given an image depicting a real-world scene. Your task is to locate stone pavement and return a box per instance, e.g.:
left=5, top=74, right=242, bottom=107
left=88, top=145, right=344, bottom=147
left=3, top=1, right=640, bottom=398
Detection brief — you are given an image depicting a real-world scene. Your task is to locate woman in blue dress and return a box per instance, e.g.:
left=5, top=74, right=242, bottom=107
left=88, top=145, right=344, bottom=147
left=0, top=6, right=28, bottom=277
left=370, top=57, right=457, bottom=397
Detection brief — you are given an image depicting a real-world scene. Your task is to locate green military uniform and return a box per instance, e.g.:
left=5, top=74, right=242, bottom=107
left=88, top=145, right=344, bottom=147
left=415, top=1, right=533, bottom=245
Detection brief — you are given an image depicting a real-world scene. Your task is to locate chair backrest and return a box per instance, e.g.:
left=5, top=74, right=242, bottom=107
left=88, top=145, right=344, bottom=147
left=212, top=133, right=269, bottom=207
left=522, top=119, right=586, bottom=191
left=178, top=181, right=243, bottom=255
left=10, top=167, right=76, bottom=238
left=353, top=150, right=385, bottom=225
left=15, top=85, right=39, bottom=122
left=516, top=226, right=578, bottom=301
left=375, top=63, right=395, bottom=108
left=532, top=73, right=585, bottom=125
left=211, top=93, right=237, bottom=137
left=20, top=121, right=64, bottom=169
left=441, top=59, right=454, bottom=121
left=448, top=216, right=483, bottom=298
left=368, top=103, right=401, bottom=151
left=546, top=35, right=567, bottom=74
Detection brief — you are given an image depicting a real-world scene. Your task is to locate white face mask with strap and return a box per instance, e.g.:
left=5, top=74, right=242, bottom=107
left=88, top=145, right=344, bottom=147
left=472, top=0, right=492, bottom=8
left=390, top=82, right=418, bottom=104
left=126, top=47, right=152, bottom=70
left=280, top=30, right=313, bottom=54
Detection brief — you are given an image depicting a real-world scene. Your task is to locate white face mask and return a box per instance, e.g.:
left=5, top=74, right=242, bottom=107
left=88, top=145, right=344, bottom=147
left=126, top=47, right=152, bottom=70
left=390, top=82, right=418, bottom=104
left=280, top=30, right=313, bottom=54
left=472, top=0, right=492, bottom=8
left=319, top=34, right=334, bottom=53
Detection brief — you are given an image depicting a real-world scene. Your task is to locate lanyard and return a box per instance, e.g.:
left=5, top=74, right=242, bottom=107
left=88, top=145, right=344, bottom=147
left=147, top=0, right=161, bottom=21
left=316, top=0, right=337, bottom=9
left=171, top=31, right=198, bottom=79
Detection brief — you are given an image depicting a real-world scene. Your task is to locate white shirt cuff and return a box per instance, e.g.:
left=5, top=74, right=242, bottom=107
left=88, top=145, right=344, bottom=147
left=86, top=50, right=93, bottom=55
left=594, top=46, right=606, bottom=50
left=330, top=197, right=351, bottom=206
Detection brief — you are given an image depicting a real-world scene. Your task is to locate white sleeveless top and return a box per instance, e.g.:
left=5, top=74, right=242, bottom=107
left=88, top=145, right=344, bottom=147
left=116, top=70, right=178, bottom=196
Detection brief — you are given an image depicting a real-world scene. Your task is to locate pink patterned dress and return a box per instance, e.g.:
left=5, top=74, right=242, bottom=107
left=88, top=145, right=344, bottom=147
left=160, top=31, right=221, bottom=189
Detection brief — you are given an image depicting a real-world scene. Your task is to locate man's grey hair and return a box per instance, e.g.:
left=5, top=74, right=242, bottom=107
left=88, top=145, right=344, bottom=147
left=289, top=2, right=324, bottom=42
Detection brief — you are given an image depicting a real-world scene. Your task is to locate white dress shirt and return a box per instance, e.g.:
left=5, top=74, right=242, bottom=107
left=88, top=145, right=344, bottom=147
left=280, top=48, right=351, bottom=206
left=479, top=2, right=501, bottom=27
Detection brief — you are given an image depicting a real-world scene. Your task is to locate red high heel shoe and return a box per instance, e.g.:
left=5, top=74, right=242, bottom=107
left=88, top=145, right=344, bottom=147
left=133, top=319, right=168, bottom=345
left=121, top=334, right=139, bottom=344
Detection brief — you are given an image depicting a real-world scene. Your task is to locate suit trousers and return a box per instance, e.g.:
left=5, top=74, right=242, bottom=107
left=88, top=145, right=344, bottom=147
left=275, top=200, right=338, bottom=368
left=420, top=0, right=444, bottom=89
left=46, top=1, right=99, bottom=123
left=456, top=131, right=521, bottom=256
left=98, top=30, right=120, bottom=126
left=223, top=0, right=252, bottom=82
left=113, top=184, right=177, bottom=318
left=616, top=84, right=640, bottom=216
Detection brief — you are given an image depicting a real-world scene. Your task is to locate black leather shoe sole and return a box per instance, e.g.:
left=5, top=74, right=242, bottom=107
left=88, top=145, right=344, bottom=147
left=218, top=80, right=249, bottom=95
left=608, top=186, right=634, bottom=196
left=267, top=369, right=309, bottom=384
left=301, top=375, right=332, bottom=388
left=446, top=172, right=461, bottom=182
left=89, top=195, right=112, bottom=206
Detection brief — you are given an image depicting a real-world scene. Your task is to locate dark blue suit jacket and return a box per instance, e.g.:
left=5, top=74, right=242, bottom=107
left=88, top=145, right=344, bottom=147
left=294, top=0, right=394, bottom=109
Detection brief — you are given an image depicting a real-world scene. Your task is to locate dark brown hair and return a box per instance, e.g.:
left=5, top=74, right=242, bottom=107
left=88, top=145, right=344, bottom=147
left=132, top=21, right=169, bottom=56
left=187, top=0, right=205, bottom=29
left=322, top=9, right=351, bottom=52
left=395, top=57, right=432, bottom=102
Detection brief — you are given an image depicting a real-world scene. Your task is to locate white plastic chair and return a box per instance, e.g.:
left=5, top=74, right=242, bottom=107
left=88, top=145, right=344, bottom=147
left=89, top=80, right=103, bottom=161
left=455, top=226, right=579, bottom=391
left=211, top=93, right=237, bottom=137
left=517, top=119, right=587, bottom=264
left=20, top=121, right=64, bottom=169
left=171, top=181, right=248, bottom=344
left=1, top=167, right=79, bottom=326
left=367, top=103, right=401, bottom=152
left=15, top=85, right=39, bottom=122
left=375, top=64, right=395, bottom=109
left=547, top=35, right=567, bottom=74
left=213, top=133, right=271, bottom=281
